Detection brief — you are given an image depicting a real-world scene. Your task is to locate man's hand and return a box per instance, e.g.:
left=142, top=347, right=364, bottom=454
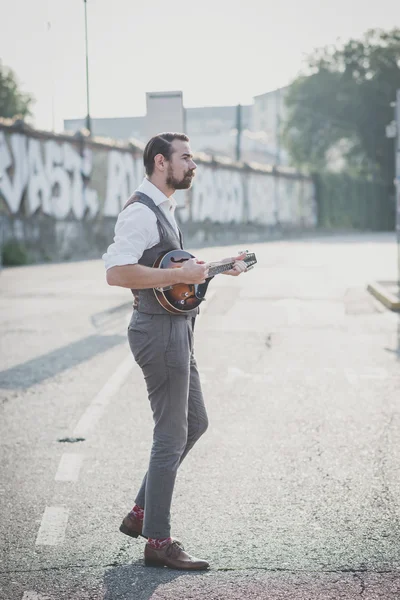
left=221, top=250, right=248, bottom=277
left=179, top=258, right=209, bottom=284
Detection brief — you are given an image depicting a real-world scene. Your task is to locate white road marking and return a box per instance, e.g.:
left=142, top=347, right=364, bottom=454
left=55, top=453, right=83, bottom=482
left=225, top=366, right=390, bottom=385
left=22, top=592, right=51, bottom=600
left=73, top=354, right=133, bottom=437
left=344, top=368, right=360, bottom=386
left=35, top=506, right=69, bottom=546
left=226, top=366, right=252, bottom=383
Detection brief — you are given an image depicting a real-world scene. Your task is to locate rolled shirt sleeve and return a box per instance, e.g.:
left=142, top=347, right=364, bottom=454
left=102, top=203, right=159, bottom=271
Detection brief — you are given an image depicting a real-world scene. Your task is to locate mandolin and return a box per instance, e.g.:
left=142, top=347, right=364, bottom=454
left=153, top=249, right=257, bottom=314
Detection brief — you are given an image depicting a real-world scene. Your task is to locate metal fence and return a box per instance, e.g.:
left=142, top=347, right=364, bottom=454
left=313, top=172, right=395, bottom=231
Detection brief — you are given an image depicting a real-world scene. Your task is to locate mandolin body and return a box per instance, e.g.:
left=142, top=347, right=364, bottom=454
left=153, top=250, right=211, bottom=314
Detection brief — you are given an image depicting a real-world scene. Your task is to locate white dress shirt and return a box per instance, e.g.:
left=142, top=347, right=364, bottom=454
left=102, top=178, right=180, bottom=271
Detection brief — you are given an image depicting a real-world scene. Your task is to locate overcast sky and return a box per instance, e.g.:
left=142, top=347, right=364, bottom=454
left=0, top=0, right=398, bottom=132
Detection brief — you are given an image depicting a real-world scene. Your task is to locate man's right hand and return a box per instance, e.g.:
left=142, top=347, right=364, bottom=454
left=178, top=258, right=209, bottom=284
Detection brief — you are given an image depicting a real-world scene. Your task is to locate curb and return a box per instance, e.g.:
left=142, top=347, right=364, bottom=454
left=367, top=281, right=400, bottom=312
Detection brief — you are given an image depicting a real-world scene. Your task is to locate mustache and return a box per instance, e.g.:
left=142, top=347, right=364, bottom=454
left=185, top=170, right=195, bottom=178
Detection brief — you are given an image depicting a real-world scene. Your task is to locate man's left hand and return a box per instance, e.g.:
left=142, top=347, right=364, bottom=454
left=221, top=251, right=248, bottom=277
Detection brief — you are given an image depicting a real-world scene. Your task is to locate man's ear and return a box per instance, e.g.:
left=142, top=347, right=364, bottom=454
left=154, top=153, right=166, bottom=172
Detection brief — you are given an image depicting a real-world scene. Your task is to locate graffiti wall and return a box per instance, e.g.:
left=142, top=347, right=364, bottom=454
left=0, top=121, right=316, bottom=262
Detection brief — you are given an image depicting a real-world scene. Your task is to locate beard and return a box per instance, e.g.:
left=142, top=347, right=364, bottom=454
left=166, top=165, right=195, bottom=190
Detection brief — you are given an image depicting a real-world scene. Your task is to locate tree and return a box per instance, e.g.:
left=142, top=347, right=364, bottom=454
left=0, top=61, right=33, bottom=119
left=282, top=29, right=400, bottom=186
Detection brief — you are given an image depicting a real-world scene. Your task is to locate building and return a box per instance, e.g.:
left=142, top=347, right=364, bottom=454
left=250, top=86, right=289, bottom=165
left=63, top=115, right=146, bottom=143
left=64, top=103, right=252, bottom=155
left=145, top=91, right=185, bottom=140
left=63, top=87, right=289, bottom=166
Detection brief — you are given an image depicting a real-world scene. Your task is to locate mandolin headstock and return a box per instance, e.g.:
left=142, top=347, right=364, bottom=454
left=244, top=252, right=257, bottom=268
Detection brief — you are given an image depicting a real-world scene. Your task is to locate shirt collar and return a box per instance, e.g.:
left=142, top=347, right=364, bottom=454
left=137, top=178, right=176, bottom=210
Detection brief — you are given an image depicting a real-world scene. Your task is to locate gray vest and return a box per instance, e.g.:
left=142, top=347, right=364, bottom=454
left=126, top=192, right=199, bottom=317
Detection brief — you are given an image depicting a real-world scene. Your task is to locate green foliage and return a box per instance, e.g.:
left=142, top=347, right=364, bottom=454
left=0, top=60, right=33, bottom=119
left=1, top=239, right=29, bottom=266
left=282, top=29, right=400, bottom=186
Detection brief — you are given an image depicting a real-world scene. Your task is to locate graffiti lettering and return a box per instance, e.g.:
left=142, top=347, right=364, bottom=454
left=104, top=151, right=140, bottom=217
left=0, top=132, right=99, bottom=218
left=0, top=127, right=316, bottom=227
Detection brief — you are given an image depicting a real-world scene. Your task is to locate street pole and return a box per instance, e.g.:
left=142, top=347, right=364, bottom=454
left=275, top=88, right=281, bottom=167
left=84, top=0, right=91, bottom=135
left=46, top=21, right=56, bottom=132
left=395, top=89, right=400, bottom=356
left=396, top=89, right=400, bottom=288
left=274, top=89, right=281, bottom=227
left=235, top=104, right=242, bottom=162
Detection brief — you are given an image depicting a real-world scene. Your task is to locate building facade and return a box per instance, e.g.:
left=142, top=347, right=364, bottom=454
left=63, top=87, right=289, bottom=166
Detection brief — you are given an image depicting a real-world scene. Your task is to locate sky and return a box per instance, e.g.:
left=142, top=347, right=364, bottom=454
left=0, top=0, right=399, bottom=132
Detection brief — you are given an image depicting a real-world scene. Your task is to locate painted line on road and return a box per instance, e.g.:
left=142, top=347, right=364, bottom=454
left=55, top=453, right=83, bottom=482
left=343, top=367, right=389, bottom=386
left=224, top=366, right=390, bottom=385
left=22, top=592, right=51, bottom=600
left=73, top=354, right=133, bottom=437
left=35, top=506, right=69, bottom=546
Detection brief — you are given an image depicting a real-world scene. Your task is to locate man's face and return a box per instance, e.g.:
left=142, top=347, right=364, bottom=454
left=166, top=140, right=197, bottom=190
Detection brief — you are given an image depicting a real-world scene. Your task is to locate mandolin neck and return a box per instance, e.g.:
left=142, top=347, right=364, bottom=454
left=208, top=262, right=235, bottom=278
left=208, top=254, right=255, bottom=278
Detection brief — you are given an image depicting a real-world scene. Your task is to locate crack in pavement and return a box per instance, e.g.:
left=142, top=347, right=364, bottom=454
left=0, top=566, right=396, bottom=575
left=354, top=572, right=366, bottom=596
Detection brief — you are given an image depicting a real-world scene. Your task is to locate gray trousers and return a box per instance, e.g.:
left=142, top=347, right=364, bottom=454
left=127, top=311, right=208, bottom=539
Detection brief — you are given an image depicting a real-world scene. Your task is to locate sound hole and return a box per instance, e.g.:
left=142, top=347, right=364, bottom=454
left=170, top=257, right=188, bottom=264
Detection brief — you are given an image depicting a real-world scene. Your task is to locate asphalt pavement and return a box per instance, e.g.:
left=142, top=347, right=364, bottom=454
left=0, top=232, right=399, bottom=600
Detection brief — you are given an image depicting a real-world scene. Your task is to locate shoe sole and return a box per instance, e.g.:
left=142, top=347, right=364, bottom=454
left=144, top=558, right=209, bottom=570
left=119, top=523, right=144, bottom=539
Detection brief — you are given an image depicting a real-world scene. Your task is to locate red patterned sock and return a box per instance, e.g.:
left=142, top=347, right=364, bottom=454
left=129, top=504, right=144, bottom=521
left=148, top=537, right=172, bottom=549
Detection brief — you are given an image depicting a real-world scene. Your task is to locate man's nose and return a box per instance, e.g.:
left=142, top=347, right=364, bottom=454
left=190, top=160, right=197, bottom=170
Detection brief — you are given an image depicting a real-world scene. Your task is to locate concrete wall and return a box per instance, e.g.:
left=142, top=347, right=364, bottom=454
left=0, top=120, right=316, bottom=263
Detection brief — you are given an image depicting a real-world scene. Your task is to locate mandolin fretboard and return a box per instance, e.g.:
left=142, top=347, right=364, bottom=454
left=208, top=253, right=257, bottom=278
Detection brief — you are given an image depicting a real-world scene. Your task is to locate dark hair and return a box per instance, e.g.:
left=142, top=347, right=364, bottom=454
left=143, top=132, right=189, bottom=176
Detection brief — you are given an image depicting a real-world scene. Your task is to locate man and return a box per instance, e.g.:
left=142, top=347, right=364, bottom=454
left=103, top=132, right=247, bottom=570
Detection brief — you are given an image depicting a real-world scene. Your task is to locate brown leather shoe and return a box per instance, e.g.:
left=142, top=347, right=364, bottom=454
left=144, top=540, right=209, bottom=570
left=119, top=512, right=146, bottom=539
left=119, top=513, right=183, bottom=545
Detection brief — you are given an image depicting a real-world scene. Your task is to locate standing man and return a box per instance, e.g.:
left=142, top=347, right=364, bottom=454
left=103, top=133, right=247, bottom=570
